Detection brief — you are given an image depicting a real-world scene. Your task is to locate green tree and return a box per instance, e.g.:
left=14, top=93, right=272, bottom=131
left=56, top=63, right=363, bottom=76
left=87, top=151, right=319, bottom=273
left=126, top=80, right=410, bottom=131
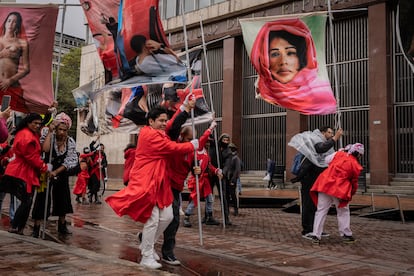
left=53, top=47, right=81, bottom=138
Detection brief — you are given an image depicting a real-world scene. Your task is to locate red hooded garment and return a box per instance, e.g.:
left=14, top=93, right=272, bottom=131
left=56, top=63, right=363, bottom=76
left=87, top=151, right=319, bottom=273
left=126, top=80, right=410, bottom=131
left=4, top=127, right=47, bottom=193
left=250, top=18, right=337, bottom=115
left=105, top=125, right=194, bottom=223
left=310, top=151, right=362, bottom=208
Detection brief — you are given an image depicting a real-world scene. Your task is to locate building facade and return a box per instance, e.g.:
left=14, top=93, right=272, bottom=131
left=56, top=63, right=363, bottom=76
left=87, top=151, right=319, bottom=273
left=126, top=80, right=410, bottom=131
left=159, top=0, right=413, bottom=187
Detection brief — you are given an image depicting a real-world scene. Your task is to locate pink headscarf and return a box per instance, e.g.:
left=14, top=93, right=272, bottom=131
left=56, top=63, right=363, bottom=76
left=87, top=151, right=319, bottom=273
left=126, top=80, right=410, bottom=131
left=348, top=143, right=364, bottom=155
left=251, top=18, right=337, bottom=115
left=55, top=112, right=72, bottom=129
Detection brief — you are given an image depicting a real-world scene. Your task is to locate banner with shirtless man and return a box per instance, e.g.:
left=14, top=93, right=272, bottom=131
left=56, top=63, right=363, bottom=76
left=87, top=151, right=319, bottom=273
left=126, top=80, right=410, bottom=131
left=0, top=4, right=58, bottom=113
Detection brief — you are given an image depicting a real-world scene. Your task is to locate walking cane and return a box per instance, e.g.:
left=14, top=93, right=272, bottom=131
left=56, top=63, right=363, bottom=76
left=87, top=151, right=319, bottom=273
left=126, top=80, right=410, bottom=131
left=42, top=130, right=55, bottom=239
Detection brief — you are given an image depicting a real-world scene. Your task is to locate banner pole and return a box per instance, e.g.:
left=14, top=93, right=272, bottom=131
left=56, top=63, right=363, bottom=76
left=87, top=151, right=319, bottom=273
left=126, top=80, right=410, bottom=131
left=180, top=0, right=203, bottom=246
left=53, top=0, right=67, bottom=101
left=327, top=0, right=343, bottom=147
left=42, top=131, right=54, bottom=240
left=199, top=16, right=226, bottom=229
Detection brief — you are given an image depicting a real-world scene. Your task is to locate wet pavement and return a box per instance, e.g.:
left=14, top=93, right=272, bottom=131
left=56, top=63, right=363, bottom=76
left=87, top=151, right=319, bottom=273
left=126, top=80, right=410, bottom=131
left=0, top=180, right=414, bottom=275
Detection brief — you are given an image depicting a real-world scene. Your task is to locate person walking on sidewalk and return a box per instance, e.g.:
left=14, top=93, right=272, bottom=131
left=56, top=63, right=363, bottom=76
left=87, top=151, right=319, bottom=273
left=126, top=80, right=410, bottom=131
left=0, top=113, right=51, bottom=235
left=306, top=143, right=364, bottom=244
left=105, top=106, right=198, bottom=270
left=227, top=143, right=241, bottom=216
left=183, top=135, right=222, bottom=228
left=31, top=112, right=78, bottom=237
left=288, top=126, right=343, bottom=239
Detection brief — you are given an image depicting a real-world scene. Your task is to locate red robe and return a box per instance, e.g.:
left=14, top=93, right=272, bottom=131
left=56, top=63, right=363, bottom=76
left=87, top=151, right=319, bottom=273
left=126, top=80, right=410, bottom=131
left=73, top=168, right=89, bottom=195
left=187, top=147, right=218, bottom=206
left=4, top=127, right=47, bottom=193
left=310, top=152, right=362, bottom=208
left=105, top=126, right=194, bottom=223
left=123, top=147, right=136, bottom=184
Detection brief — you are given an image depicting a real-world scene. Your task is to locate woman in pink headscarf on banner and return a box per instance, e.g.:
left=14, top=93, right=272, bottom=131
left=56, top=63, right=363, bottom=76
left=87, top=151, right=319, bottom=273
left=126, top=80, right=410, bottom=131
left=251, top=18, right=337, bottom=115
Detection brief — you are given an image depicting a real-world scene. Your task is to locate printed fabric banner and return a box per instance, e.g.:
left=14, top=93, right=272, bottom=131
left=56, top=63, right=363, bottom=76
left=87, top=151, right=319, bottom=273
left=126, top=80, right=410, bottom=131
left=80, top=0, right=187, bottom=86
left=240, top=13, right=337, bottom=115
left=0, top=4, right=58, bottom=114
left=73, top=52, right=212, bottom=136
left=397, top=0, right=414, bottom=72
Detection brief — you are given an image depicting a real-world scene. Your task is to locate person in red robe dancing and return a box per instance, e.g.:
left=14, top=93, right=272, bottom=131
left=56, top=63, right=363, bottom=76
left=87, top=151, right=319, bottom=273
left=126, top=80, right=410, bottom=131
left=105, top=106, right=198, bottom=270
left=306, top=143, right=364, bottom=244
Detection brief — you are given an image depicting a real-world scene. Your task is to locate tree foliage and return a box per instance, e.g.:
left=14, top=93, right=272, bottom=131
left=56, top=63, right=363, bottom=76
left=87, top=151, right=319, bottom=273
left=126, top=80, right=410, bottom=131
left=53, top=47, right=81, bottom=138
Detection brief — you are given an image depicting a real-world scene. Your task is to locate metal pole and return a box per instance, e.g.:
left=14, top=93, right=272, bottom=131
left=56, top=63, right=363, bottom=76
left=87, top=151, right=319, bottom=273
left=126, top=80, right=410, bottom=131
left=42, top=132, right=55, bottom=239
left=180, top=0, right=203, bottom=245
left=199, top=16, right=226, bottom=228
left=54, top=0, right=68, bottom=101
left=327, top=0, right=343, bottom=148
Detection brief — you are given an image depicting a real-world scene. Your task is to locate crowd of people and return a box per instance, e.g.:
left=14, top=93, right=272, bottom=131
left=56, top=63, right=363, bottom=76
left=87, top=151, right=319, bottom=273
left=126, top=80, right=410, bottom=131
left=0, top=99, right=364, bottom=271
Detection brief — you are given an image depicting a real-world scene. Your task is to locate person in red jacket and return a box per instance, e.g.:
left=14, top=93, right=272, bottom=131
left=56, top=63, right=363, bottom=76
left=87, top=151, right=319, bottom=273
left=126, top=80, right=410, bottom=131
left=0, top=113, right=51, bottom=234
left=306, top=143, right=364, bottom=244
left=122, top=143, right=136, bottom=186
left=73, top=147, right=94, bottom=204
left=105, top=106, right=198, bottom=270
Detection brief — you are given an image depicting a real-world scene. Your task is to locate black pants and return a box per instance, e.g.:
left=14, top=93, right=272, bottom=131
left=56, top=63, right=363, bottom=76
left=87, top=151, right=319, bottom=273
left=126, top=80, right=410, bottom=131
left=226, top=180, right=238, bottom=213
left=300, top=167, right=324, bottom=235
left=0, top=175, right=33, bottom=231
left=211, top=175, right=230, bottom=221
left=162, top=188, right=180, bottom=258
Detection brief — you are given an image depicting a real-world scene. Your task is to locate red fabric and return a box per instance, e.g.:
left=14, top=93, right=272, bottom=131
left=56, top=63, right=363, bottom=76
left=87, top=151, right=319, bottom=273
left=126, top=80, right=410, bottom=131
left=73, top=169, right=89, bottom=195
left=250, top=18, right=336, bottom=115
left=4, top=127, right=47, bottom=193
left=0, top=118, right=8, bottom=143
left=310, top=151, right=362, bottom=208
left=2, top=86, right=27, bottom=113
left=165, top=128, right=212, bottom=192
left=187, top=148, right=217, bottom=206
left=123, top=147, right=136, bottom=184
left=105, top=125, right=194, bottom=223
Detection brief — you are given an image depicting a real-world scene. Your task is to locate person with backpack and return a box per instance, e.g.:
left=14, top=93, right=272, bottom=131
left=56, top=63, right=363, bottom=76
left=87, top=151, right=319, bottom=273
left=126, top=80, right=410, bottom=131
left=288, top=126, right=343, bottom=240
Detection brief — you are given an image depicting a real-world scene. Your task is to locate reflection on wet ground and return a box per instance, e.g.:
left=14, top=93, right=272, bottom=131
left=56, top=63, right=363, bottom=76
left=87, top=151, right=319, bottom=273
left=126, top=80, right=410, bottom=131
left=0, top=199, right=282, bottom=276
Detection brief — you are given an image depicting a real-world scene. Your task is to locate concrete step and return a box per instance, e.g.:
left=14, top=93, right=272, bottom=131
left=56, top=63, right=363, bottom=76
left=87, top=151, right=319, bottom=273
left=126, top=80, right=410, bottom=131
left=389, top=181, right=414, bottom=186
left=366, top=187, right=414, bottom=195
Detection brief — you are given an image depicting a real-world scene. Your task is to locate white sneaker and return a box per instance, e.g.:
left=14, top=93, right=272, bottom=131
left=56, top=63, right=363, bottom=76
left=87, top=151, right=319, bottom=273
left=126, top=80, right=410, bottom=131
left=179, top=207, right=185, bottom=216
left=140, top=257, right=162, bottom=269
left=153, top=251, right=160, bottom=261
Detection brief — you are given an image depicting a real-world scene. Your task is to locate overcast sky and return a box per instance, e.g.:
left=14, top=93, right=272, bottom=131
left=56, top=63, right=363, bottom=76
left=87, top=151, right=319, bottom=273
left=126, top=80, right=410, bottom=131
left=16, top=0, right=87, bottom=39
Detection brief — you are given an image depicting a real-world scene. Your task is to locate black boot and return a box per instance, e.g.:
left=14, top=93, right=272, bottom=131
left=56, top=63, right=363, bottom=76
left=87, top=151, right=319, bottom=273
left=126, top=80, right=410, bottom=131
left=75, top=195, right=81, bottom=203
left=205, top=213, right=220, bottom=225
left=58, top=221, right=72, bottom=235
left=32, top=225, right=40, bottom=238
left=183, top=215, right=192, bottom=227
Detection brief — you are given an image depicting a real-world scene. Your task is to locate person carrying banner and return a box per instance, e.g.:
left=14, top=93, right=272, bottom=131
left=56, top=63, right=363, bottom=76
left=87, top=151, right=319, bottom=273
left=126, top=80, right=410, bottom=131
left=0, top=113, right=51, bottom=235
left=306, top=143, right=364, bottom=244
left=250, top=18, right=336, bottom=115
left=0, top=11, right=30, bottom=111
left=31, top=112, right=78, bottom=237
left=105, top=106, right=199, bottom=270
left=288, top=126, right=343, bottom=239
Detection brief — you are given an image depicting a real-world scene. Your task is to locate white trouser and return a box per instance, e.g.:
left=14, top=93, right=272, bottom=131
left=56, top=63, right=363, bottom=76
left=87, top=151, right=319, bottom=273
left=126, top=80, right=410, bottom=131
left=312, top=192, right=352, bottom=239
left=139, top=204, right=173, bottom=258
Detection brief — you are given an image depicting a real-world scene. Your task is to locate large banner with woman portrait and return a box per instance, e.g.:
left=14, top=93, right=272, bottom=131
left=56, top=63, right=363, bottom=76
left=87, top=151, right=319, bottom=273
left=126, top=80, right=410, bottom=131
left=0, top=4, right=58, bottom=114
left=240, top=13, right=337, bottom=115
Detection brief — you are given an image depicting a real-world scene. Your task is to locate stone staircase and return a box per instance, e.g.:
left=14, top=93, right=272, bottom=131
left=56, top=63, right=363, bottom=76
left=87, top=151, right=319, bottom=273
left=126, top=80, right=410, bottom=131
left=366, top=175, right=414, bottom=196
left=240, top=171, right=297, bottom=190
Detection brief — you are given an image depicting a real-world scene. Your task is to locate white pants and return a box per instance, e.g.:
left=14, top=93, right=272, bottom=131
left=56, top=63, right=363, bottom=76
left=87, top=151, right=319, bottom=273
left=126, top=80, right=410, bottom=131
left=312, top=192, right=352, bottom=239
left=139, top=204, right=173, bottom=258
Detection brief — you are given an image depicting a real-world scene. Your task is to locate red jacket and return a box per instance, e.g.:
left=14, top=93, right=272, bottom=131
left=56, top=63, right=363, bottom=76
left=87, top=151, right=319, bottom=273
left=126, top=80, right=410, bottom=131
left=165, top=128, right=212, bottom=192
left=5, top=127, right=47, bottom=193
left=105, top=126, right=194, bottom=223
left=187, top=147, right=218, bottom=206
left=123, top=147, right=136, bottom=184
left=310, top=151, right=362, bottom=208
